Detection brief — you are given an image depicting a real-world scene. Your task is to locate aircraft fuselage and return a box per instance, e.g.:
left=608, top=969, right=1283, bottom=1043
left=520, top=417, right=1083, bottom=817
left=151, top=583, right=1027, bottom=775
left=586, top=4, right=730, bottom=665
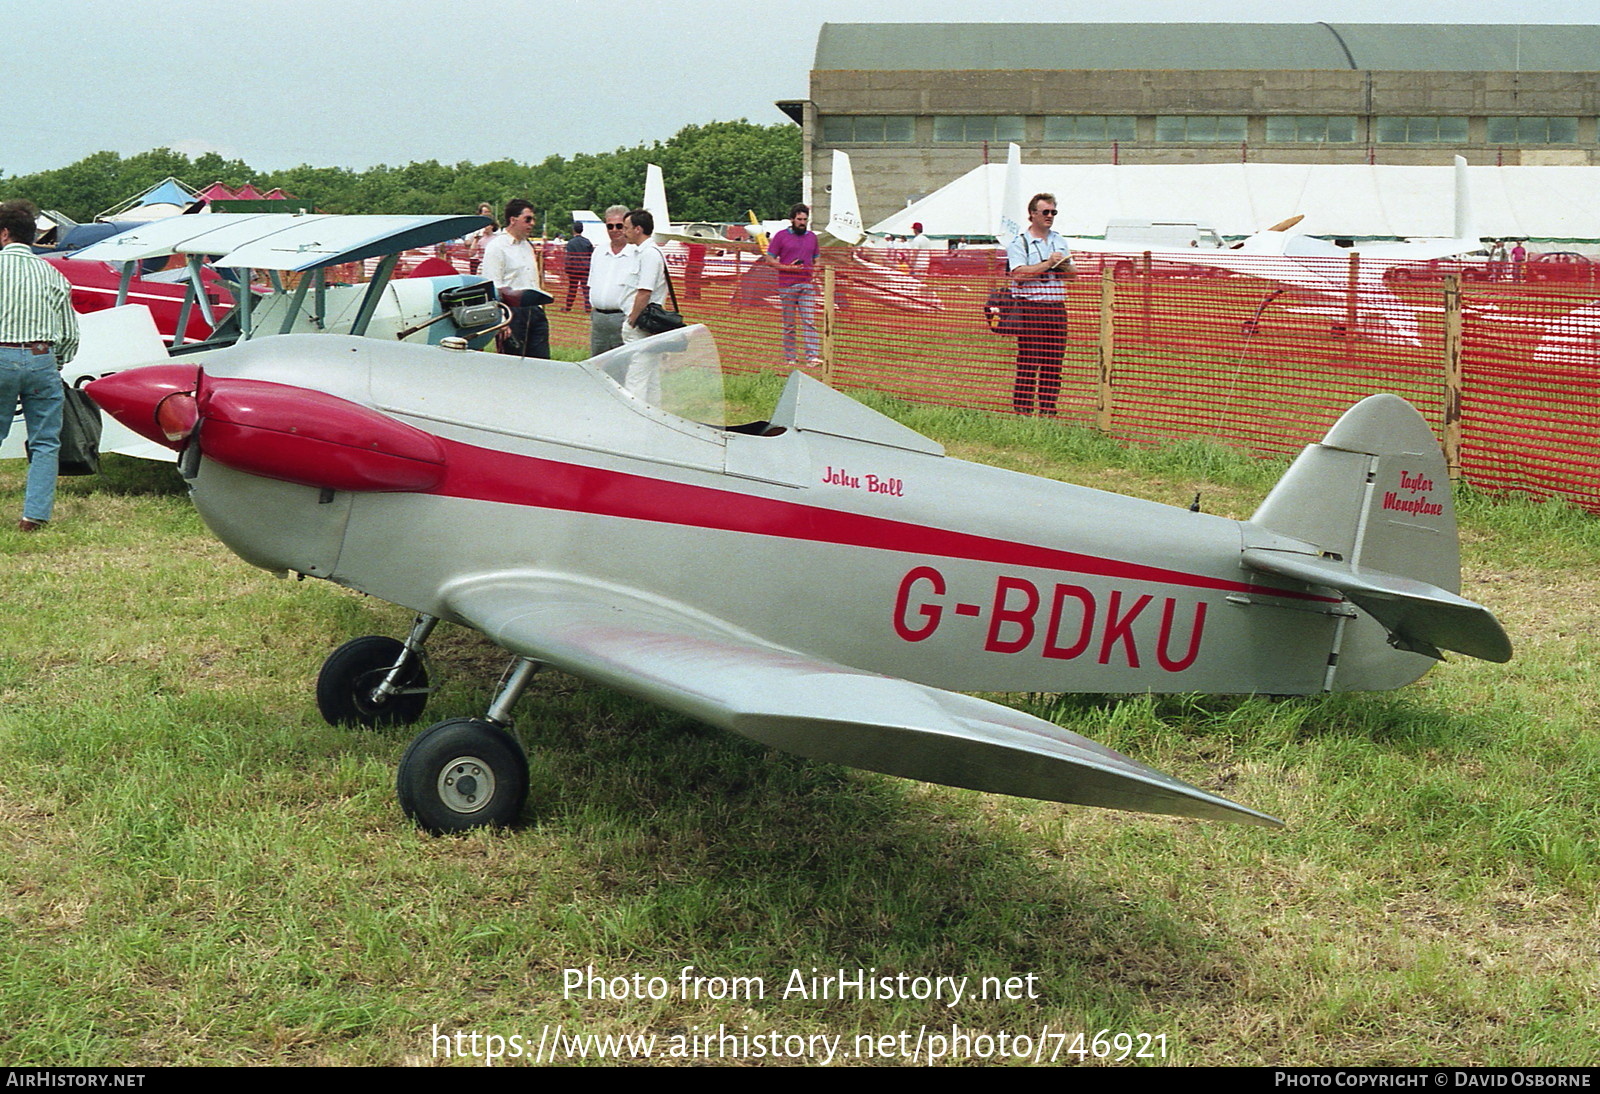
left=171, top=335, right=1372, bottom=698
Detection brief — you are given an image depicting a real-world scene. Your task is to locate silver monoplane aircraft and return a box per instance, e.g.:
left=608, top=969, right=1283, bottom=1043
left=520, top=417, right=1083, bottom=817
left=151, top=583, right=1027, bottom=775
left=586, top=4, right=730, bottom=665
left=87, top=327, right=1509, bottom=833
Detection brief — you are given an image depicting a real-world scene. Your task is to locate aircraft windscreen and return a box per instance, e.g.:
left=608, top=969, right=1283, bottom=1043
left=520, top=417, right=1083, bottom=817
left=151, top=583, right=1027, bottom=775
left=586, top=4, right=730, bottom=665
left=588, top=324, right=728, bottom=428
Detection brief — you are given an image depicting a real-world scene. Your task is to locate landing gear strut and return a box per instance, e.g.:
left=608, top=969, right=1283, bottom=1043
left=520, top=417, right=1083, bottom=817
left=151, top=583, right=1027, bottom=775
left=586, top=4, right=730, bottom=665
left=397, top=656, right=542, bottom=834
left=1240, top=287, right=1289, bottom=336
left=316, top=614, right=437, bottom=728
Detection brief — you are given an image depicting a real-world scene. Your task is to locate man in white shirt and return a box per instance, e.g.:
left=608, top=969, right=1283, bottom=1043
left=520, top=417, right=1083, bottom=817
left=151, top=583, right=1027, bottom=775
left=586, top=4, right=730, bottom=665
left=908, top=221, right=939, bottom=275
left=586, top=205, right=636, bottom=356
left=621, top=208, right=668, bottom=345
left=480, top=198, right=550, bottom=358
left=1003, top=192, right=1075, bottom=415
left=618, top=208, right=671, bottom=402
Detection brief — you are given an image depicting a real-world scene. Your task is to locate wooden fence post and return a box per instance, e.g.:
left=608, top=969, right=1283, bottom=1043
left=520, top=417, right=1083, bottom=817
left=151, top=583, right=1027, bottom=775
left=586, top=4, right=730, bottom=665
left=1098, top=266, right=1115, bottom=432
left=1442, top=274, right=1463, bottom=478
left=1141, top=250, right=1152, bottom=341
left=1344, top=251, right=1360, bottom=337
left=821, top=266, right=836, bottom=382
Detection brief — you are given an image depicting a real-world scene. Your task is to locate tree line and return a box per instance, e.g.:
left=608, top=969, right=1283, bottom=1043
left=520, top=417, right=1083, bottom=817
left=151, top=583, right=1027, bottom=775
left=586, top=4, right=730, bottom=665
left=0, top=120, right=801, bottom=233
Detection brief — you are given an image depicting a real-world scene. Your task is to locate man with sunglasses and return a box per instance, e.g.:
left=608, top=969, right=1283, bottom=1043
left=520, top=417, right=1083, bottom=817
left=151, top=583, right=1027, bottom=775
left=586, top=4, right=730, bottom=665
left=586, top=204, right=637, bottom=356
left=481, top=198, right=551, bottom=358
left=1003, top=192, right=1075, bottom=415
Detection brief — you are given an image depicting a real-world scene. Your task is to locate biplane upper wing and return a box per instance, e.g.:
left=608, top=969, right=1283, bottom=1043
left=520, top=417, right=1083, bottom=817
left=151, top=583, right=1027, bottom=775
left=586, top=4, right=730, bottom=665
left=71, top=214, right=489, bottom=272
left=440, top=573, right=1282, bottom=827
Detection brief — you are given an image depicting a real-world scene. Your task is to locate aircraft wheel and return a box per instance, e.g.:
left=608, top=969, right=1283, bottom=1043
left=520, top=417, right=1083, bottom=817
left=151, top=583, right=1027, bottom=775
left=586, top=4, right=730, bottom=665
left=316, top=636, right=429, bottom=728
left=397, top=718, right=528, bottom=834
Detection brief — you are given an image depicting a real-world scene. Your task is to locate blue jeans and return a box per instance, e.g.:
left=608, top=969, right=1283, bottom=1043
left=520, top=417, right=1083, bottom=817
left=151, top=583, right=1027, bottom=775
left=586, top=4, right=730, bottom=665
left=0, top=346, right=64, bottom=523
left=778, top=282, right=819, bottom=362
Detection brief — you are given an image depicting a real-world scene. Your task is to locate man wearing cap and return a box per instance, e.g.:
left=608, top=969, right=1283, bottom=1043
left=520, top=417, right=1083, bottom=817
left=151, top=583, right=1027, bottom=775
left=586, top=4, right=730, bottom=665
left=0, top=199, right=78, bottom=531
left=908, top=221, right=938, bottom=274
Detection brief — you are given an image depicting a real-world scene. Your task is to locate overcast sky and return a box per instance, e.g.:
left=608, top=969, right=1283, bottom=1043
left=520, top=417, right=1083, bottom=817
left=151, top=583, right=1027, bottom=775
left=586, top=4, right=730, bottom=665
left=3, top=0, right=1592, bottom=178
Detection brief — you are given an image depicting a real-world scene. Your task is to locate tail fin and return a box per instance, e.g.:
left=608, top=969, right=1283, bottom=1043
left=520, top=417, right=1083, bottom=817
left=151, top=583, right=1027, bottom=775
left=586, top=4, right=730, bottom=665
left=1453, top=155, right=1478, bottom=245
left=644, top=163, right=671, bottom=239
left=997, top=142, right=1024, bottom=245
left=1244, top=395, right=1510, bottom=689
left=824, top=149, right=864, bottom=245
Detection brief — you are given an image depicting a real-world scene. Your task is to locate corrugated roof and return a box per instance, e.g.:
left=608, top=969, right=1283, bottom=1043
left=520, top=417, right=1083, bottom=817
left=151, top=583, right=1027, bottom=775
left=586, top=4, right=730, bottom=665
left=814, top=23, right=1600, bottom=72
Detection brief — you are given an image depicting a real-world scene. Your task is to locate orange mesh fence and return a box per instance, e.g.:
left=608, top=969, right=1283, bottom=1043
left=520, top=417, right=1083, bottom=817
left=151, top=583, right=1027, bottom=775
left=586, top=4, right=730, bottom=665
left=1101, top=254, right=1447, bottom=457
left=536, top=245, right=1600, bottom=513
left=1458, top=276, right=1600, bottom=508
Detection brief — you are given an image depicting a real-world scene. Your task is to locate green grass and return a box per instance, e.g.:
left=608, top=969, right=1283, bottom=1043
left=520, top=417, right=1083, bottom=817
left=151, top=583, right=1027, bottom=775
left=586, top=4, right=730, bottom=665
left=0, top=396, right=1595, bottom=1067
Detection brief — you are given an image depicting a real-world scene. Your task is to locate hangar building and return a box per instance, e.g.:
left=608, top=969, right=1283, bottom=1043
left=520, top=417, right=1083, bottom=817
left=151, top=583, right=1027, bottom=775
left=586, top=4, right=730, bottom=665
left=779, top=22, right=1600, bottom=227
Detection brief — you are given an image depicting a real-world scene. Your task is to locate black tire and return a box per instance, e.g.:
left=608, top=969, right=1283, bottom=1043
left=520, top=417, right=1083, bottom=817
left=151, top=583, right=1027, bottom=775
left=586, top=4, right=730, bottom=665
left=316, top=635, right=429, bottom=728
left=397, top=719, right=529, bottom=834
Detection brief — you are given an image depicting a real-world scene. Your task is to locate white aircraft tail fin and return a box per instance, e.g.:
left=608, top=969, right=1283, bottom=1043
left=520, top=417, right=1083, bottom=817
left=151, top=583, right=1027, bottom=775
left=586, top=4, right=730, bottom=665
left=824, top=149, right=864, bottom=245
left=644, top=163, right=671, bottom=240
left=997, top=142, right=1024, bottom=244
left=572, top=209, right=606, bottom=247
left=1452, top=155, right=1478, bottom=245
left=1245, top=395, right=1510, bottom=687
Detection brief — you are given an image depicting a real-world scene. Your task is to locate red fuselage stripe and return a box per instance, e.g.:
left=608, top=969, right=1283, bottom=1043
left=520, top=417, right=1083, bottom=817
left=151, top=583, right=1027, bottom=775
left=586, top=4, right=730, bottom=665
left=427, top=437, right=1333, bottom=602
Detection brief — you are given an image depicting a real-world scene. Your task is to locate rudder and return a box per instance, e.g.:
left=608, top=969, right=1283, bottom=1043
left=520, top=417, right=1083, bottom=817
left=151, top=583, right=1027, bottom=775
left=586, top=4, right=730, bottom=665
left=1246, top=395, right=1499, bottom=689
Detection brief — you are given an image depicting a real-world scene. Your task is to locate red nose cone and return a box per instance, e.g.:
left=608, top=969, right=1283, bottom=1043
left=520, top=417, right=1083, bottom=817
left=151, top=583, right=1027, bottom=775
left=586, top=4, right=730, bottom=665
left=85, top=365, right=203, bottom=451
left=196, top=378, right=447, bottom=493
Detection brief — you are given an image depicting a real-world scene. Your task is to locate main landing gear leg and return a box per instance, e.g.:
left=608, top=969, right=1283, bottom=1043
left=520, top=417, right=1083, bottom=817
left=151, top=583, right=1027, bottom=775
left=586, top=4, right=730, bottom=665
left=396, top=656, right=541, bottom=834
left=1240, top=288, right=1288, bottom=336
left=316, top=613, right=437, bottom=728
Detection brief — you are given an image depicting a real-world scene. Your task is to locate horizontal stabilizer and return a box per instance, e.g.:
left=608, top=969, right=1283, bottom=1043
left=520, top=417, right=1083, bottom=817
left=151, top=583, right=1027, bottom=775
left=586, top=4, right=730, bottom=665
left=443, top=575, right=1281, bottom=826
left=1241, top=548, right=1511, bottom=663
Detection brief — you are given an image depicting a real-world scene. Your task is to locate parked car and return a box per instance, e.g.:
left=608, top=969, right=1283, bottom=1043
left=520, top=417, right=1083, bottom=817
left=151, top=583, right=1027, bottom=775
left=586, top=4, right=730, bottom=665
left=1524, top=251, right=1599, bottom=284
left=931, top=246, right=1006, bottom=276
left=1382, top=256, right=1493, bottom=284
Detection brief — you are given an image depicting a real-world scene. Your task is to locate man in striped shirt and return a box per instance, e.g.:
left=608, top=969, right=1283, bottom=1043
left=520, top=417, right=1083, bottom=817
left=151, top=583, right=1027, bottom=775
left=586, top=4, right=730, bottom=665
left=0, top=199, right=79, bottom=531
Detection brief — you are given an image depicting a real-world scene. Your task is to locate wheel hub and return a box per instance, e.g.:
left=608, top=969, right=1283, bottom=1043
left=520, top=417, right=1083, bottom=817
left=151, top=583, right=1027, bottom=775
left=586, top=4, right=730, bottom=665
left=437, top=756, right=496, bottom=814
left=354, top=670, right=395, bottom=715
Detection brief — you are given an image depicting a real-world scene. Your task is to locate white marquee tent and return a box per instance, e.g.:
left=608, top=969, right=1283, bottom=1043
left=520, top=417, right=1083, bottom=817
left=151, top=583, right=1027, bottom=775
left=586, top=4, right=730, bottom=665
left=870, top=161, right=1600, bottom=244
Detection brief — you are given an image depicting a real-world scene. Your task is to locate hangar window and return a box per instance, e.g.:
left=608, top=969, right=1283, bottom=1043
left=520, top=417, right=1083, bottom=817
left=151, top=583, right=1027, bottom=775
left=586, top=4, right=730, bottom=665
left=932, top=115, right=1025, bottom=143
left=1043, top=115, right=1137, bottom=142
left=1154, top=116, right=1247, bottom=142
left=1265, top=116, right=1357, bottom=143
left=820, top=115, right=915, bottom=144
left=1486, top=117, right=1578, bottom=144
left=1375, top=117, right=1469, bottom=143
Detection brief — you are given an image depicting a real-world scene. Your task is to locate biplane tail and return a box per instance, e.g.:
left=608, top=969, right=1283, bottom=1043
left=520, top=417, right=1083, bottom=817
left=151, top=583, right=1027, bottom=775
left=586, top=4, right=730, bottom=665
left=1243, top=395, right=1510, bottom=689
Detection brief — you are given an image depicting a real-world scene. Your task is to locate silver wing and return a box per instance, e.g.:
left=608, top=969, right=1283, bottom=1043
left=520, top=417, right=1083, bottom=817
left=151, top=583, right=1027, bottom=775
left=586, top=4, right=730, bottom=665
left=442, top=574, right=1282, bottom=827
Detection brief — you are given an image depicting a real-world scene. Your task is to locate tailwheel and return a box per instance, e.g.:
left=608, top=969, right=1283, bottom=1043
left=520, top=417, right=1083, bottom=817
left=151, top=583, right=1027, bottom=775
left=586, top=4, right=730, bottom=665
left=316, top=635, right=430, bottom=728
left=397, top=718, right=529, bottom=834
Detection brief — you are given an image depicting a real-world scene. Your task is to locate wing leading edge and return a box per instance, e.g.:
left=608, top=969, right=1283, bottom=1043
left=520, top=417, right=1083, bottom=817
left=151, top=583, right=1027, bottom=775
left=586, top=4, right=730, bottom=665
left=441, top=575, right=1282, bottom=827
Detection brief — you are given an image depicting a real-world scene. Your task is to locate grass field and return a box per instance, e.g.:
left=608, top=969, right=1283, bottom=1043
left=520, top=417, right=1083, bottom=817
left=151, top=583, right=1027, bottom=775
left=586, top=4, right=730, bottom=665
left=0, top=382, right=1596, bottom=1067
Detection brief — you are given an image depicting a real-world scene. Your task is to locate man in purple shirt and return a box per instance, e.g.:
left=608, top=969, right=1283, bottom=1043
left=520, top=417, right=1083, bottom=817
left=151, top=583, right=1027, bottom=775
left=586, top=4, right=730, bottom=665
left=764, top=203, right=821, bottom=367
